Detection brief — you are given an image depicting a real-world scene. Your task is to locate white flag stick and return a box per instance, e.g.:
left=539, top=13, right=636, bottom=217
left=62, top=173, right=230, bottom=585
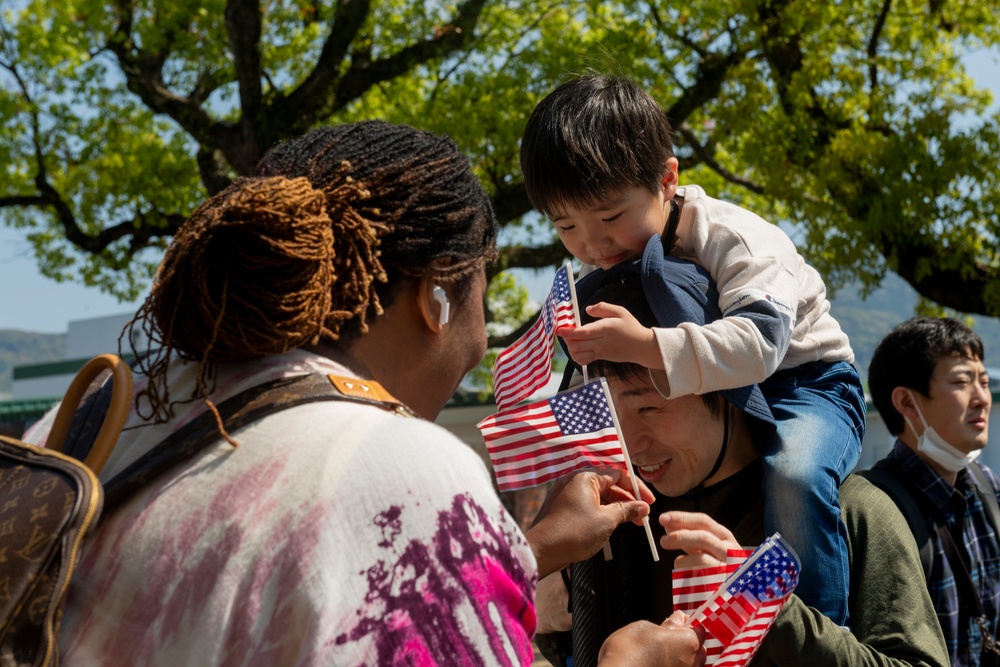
left=564, top=260, right=590, bottom=385
left=598, top=377, right=660, bottom=562
left=568, top=262, right=606, bottom=559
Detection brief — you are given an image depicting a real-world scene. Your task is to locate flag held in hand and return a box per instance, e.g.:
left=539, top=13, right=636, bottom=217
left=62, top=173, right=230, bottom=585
left=477, top=378, right=626, bottom=492
left=674, top=533, right=799, bottom=667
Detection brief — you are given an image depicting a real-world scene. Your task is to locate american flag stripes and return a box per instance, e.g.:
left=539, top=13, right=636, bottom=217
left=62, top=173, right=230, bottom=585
left=673, top=534, right=799, bottom=666
left=477, top=378, right=626, bottom=492
left=492, top=264, right=576, bottom=412
left=673, top=548, right=754, bottom=662
left=672, top=550, right=753, bottom=612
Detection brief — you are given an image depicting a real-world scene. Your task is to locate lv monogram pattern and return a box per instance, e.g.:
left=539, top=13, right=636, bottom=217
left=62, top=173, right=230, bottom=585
left=0, top=438, right=101, bottom=667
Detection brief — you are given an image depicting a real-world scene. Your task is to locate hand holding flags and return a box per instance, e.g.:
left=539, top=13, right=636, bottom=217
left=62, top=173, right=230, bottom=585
left=673, top=534, right=800, bottom=666
left=482, top=263, right=658, bottom=561
left=478, top=378, right=626, bottom=492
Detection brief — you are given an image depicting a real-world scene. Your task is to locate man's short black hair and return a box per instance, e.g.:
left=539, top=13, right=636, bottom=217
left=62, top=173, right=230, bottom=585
left=520, top=73, right=675, bottom=217
left=868, top=316, right=986, bottom=435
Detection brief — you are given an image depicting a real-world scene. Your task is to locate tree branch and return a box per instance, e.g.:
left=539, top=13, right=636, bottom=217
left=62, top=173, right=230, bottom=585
left=107, top=0, right=221, bottom=148
left=488, top=307, right=541, bottom=349
left=225, top=0, right=264, bottom=172
left=197, top=147, right=235, bottom=195
left=276, top=0, right=489, bottom=135
left=664, top=48, right=746, bottom=127
left=490, top=180, right=534, bottom=226
left=646, top=2, right=709, bottom=59
left=188, top=69, right=225, bottom=105
left=676, top=123, right=765, bottom=193
left=0, top=194, right=48, bottom=208
left=492, top=241, right=570, bottom=278
left=867, top=0, right=892, bottom=91
left=882, top=232, right=992, bottom=314
left=273, top=0, right=371, bottom=130
left=336, top=0, right=488, bottom=105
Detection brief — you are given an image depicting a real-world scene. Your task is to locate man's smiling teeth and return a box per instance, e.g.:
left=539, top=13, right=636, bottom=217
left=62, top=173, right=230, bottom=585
left=639, top=463, right=664, bottom=473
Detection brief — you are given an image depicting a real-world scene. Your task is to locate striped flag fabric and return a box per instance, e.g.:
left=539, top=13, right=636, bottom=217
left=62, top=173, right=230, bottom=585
left=673, top=548, right=754, bottom=662
left=673, top=534, right=799, bottom=666
left=476, top=378, right=626, bottom=492
left=492, top=264, right=576, bottom=412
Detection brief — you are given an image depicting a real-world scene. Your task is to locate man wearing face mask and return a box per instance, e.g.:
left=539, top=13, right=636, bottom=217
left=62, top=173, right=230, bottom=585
left=868, top=317, right=1000, bottom=666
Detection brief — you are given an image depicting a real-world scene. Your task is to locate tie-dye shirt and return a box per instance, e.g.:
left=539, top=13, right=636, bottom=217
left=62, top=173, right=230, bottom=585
left=27, top=350, right=538, bottom=666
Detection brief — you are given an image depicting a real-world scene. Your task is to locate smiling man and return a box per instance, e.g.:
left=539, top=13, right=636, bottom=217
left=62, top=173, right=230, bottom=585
left=868, top=318, right=1000, bottom=666
left=533, top=238, right=949, bottom=667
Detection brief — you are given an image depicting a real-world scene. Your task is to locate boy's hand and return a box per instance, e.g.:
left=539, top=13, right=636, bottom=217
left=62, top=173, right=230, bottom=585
left=556, top=302, right=660, bottom=368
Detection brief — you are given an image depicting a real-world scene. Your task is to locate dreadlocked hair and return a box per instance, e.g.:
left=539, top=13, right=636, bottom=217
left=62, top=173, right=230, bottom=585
left=126, top=120, right=498, bottom=443
left=256, top=120, right=498, bottom=340
left=127, top=173, right=383, bottom=443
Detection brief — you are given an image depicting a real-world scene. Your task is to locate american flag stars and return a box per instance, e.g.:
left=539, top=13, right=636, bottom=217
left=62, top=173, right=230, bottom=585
left=550, top=382, right=614, bottom=435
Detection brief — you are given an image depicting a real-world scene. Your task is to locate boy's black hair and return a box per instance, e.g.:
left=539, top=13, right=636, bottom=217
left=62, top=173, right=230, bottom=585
left=520, top=74, right=675, bottom=217
left=868, top=316, right=986, bottom=435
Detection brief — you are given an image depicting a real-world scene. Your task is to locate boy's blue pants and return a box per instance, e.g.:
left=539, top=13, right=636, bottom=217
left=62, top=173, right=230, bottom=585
left=760, top=360, right=866, bottom=627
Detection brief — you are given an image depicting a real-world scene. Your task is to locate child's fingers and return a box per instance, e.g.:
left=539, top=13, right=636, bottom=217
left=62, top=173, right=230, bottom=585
left=585, top=302, right=629, bottom=320
left=555, top=323, right=590, bottom=339
left=556, top=335, right=598, bottom=366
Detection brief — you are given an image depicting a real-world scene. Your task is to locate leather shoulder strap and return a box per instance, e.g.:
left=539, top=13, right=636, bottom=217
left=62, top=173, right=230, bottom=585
left=102, top=374, right=412, bottom=511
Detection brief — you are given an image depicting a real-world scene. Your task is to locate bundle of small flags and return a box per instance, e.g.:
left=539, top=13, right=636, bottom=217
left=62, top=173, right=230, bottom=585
left=673, top=534, right=800, bottom=666
left=479, top=263, right=658, bottom=561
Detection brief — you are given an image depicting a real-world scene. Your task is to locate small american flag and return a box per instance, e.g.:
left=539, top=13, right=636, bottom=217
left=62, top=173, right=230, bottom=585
left=477, top=378, right=626, bottom=492
left=492, top=264, right=576, bottom=412
left=673, top=534, right=798, bottom=666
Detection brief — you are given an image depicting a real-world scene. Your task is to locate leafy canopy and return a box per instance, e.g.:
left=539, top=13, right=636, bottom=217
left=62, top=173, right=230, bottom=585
left=2, top=0, right=1000, bottom=327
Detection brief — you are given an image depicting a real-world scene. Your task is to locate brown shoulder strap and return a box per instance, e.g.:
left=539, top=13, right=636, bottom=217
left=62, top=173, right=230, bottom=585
left=102, top=374, right=412, bottom=511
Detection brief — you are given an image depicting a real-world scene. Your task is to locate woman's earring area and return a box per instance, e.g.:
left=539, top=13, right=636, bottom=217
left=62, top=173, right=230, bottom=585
left=432, top=285, right=450, bottom=326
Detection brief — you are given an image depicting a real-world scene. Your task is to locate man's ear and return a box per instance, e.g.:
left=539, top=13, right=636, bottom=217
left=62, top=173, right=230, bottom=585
left=415, top=276, right=448, bottom=334
left=660, top=157, right=679, bottom=196
left=890, top=386, right=919, bottom=421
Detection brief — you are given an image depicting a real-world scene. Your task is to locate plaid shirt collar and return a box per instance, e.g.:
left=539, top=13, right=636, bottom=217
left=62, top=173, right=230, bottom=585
left=886, top=439, right=974, bottom=515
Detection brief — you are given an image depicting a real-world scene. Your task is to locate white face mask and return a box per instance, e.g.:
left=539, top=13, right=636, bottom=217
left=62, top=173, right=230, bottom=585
left=904, top=390, right=981, bottom=473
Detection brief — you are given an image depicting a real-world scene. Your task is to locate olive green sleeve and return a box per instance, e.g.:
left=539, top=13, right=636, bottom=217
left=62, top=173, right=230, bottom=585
left=751, top=475, right=949, bottom=666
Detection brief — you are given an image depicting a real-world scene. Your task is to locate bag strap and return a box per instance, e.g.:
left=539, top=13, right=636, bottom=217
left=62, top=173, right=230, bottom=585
left=935, top=521, right=1000, bottom=663
left=47, top=354, right=134, bottom=475
left=102, top=373, right=413, bottom=512
left=968, top=463, right=1000, bottom=540
left=858, top=459, right=934, bottom=580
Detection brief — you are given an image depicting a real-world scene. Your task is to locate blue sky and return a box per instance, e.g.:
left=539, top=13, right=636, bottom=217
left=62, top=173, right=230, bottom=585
left=2, top=48, right=998, bottom=334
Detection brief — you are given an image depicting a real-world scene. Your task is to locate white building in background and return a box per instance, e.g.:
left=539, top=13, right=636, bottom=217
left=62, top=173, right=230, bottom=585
left=11, top=312, right=143, bottom=400
left=8, top=312, right=1000, bottom=473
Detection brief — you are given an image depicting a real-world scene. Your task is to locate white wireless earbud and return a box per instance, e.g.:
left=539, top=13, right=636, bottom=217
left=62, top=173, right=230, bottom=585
left=432, top=285, right=450, bottom=326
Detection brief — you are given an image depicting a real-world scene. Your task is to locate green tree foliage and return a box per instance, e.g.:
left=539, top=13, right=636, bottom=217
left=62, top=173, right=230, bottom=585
left=465, top=270, right=531, bottom=398
left=2, top=0, right=1000, bottom=328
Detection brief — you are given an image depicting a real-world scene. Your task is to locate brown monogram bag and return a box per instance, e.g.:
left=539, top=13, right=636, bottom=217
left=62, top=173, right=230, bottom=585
left=0, top=354, right=132, bottom=667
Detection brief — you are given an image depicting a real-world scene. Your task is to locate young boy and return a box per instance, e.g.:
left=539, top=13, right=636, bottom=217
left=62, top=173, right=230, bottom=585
left=520, top=73, right=866, bottom=626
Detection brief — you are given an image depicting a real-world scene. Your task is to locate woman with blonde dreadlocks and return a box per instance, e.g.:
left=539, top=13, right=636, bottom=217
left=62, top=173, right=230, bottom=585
left=26, top=121, right=702, bottom=667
